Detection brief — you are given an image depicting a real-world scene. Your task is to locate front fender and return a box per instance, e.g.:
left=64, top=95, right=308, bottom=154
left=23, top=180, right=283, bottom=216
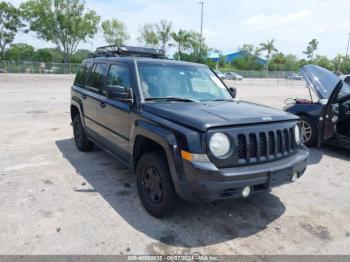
left=130, top=119, right=189, bottom=200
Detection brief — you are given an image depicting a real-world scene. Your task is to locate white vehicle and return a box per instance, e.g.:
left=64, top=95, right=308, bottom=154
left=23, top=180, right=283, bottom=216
left=225, top=72, right=243, bottom=81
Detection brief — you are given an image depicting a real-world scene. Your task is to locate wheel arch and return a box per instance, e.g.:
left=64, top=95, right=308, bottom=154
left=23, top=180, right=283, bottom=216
left=70, top=97, right=84, bottom=126
left=130, top=120, right=187, bottom=200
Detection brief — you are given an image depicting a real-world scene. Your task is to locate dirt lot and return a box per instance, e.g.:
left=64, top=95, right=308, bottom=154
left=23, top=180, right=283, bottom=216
left=0, top=74, right=349, bottom=255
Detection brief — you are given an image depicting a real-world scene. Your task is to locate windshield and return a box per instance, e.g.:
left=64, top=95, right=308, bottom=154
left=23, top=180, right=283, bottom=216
left=138, top=63, right=232, bottom=102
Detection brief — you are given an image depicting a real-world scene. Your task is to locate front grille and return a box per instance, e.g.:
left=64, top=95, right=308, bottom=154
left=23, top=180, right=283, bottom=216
left=236, top=127, right=296, bottom=164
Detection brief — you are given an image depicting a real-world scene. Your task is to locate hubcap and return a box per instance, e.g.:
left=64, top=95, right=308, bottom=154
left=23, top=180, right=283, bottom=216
left=300, top=120, right=312, bottom=143
left=142, top=167, right=163, bottom=204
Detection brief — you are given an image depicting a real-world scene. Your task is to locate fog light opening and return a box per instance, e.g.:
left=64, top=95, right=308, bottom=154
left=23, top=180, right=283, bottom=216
left=291, top=173, right=298, bottom=182
left=242, top=186, right=251, bottom=198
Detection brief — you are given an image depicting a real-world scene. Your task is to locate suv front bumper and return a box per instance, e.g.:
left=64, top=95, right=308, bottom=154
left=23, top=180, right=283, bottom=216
left=175, top=147, right=309, bottom=202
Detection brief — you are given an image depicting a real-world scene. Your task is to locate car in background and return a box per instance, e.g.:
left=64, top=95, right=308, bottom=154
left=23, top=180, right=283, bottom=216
left=225, top=72, right=243, bottom=81
left=341, top=74, right=350, bottom=85
left=214, top=69, right=226, bottom=80
left=286, top=72, right=303, bottom=80
left=285, top=65, right=350, bottom=149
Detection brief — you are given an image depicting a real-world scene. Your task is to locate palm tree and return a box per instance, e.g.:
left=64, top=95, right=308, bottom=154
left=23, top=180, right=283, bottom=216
left=171, top=30, right=191, bottom=60
left=259, top=39, right=278, bottom=78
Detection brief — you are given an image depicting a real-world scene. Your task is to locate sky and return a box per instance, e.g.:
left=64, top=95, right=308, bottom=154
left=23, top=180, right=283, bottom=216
left=10, top=0, right=350, bottom=58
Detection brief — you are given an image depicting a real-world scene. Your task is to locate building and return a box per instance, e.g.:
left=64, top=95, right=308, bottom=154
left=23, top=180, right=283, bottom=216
left=211, top=51, right=266, bottom=65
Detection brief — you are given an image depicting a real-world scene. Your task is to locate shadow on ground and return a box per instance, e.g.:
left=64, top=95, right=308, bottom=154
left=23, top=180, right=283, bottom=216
left=56, top=138, right=286, bottom=248
left=307, top=145, right=350, bottom=166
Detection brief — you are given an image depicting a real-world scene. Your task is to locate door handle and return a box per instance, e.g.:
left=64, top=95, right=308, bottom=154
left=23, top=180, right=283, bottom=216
left=82, top=94, right=87, bottom=100
left=99, top=102, right=106, bottom=108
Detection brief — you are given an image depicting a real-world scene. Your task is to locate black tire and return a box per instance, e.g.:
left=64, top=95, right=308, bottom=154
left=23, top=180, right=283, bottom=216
left=73, top=114, right=94, bottom=152
left=299, top=115, right=317, bottom=147
left=136, top=151, right=178, bottom=218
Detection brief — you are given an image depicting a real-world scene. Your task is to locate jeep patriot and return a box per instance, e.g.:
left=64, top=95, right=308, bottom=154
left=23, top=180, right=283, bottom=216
left=70, top=45, right=309, bottom=217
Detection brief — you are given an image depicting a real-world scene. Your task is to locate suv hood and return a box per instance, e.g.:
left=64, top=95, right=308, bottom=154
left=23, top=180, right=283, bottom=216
left=143, top=101, right=298, bottom=132
left=301, top=64, right=342, bottom=99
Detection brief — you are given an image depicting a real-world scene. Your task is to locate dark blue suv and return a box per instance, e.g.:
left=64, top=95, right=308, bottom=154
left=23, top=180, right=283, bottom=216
left=71, top=46, right=309, bottom=217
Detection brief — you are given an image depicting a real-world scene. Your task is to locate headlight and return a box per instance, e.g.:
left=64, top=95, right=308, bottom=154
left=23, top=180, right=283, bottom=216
left=209, top=133, right=231, bottom=157
left=294, top=125, right=302, bottom=145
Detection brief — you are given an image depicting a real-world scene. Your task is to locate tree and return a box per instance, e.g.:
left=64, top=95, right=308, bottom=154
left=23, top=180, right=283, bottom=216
left=138, top=20, right=172, bottom=52
left=0, top=2, right=24, bottom=60
left=101, top=18, right=129, bottom=46
left=270, top=52, right=286, bottom=71
left=155, top=20, right=172, bottom=51
left=171, top=29, right=191, bottom=60
left=314, top=55, right=334, bottom=71
left=70, top=49, right=90, bottom=63
left=303, top=38, right=319, bottom=61
left=20, top=0, right=100, bottom=63
left=35, top=48, right=62, bottom=62
left=284, top=54, right=299, bottom=71
left=259, top=39, right=278, bottom=76
left=5, top=43, right=35, bottom=61
left=187, top=30, right=210, bottom=62
left=138, top=23, right=159, bottom=48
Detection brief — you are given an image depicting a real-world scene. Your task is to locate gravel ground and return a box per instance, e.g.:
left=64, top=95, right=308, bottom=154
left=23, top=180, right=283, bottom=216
left=0, top=74, right=349, bottom=255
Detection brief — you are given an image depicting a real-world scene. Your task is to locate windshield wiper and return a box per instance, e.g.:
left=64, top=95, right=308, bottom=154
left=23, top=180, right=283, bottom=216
left=145, top=96, right=199, bottom=102
left=209, top=99, right=234, bottom=102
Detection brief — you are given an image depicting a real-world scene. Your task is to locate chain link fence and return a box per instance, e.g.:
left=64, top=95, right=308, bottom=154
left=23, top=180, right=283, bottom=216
left=0, top=61, right=81, bottom=74
left=0, top=61, right=305, bottom=87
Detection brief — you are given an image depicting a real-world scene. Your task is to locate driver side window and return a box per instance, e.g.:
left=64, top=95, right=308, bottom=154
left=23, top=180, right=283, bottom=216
left=104, top=64, right=131, bottom=95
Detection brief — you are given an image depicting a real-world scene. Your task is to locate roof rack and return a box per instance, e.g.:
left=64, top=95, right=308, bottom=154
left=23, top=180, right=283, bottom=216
left=89, top=45, right=166, bottom=59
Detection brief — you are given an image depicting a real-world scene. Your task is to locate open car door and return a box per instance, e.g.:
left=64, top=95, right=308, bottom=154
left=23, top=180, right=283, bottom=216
left=301, top=65, right=343, bottom=146
left=318, top=81, right=343, bottom=146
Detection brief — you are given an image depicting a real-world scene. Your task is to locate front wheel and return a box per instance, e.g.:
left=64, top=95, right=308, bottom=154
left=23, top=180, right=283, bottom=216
left=299, top=115, right=317, bottom=147
left=136, top=152, right=178, bottom=218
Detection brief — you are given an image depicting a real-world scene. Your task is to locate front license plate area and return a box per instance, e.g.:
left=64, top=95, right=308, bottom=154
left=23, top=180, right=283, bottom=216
left=269, top=168, right=292, bottom=187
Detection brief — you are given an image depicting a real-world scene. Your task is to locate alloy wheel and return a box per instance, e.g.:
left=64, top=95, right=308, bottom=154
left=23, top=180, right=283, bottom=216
left=300, top=120, right=312, bottom=143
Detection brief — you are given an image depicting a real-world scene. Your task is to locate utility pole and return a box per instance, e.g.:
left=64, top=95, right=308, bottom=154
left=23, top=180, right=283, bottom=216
left=198, top=2, right=204, bottom=55
left=346, top=33, right=350, bottom=57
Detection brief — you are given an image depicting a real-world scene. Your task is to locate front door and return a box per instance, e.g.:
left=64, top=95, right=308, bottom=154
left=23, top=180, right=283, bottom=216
left=319, top=81, right=343, bottom=145
left=94, top=63, right=133, bottom=161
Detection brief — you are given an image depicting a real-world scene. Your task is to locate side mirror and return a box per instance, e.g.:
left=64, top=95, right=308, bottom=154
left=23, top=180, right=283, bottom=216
left=228, top=87, right=237, bottom=98
left=106, top=85, right=132, bottom=102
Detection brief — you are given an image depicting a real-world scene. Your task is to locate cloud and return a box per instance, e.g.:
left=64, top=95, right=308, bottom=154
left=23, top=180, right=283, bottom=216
left=243, top=9, right=313, bottom=33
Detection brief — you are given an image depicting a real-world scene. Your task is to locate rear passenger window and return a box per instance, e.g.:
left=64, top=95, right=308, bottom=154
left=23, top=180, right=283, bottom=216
left=86, top=63, right=108, bottom=92
left=105, top=64, right=131, bottom=92
left=74, top=62, right=91, bottom=87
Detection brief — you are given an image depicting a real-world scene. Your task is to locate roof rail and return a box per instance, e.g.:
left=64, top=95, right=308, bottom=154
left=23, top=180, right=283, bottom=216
left=89, top=45, right=166, bottom=59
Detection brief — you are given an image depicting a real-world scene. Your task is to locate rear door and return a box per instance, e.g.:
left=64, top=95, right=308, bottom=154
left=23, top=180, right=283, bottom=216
left=83, top=63, right=109, bottom=139
left=94, top=63, right=133, bottom=161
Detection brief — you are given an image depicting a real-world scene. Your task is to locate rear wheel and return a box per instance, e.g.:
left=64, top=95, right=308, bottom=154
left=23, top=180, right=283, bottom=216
left=73, top=114, right=94, bottom=152
left=299, top=115, right=317, bottom=147
left=136, top=151, right=178, bottom=218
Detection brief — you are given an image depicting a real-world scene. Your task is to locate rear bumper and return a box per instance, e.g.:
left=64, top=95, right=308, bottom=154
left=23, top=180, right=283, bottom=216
left=175, top=147, right=309, bottom=202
